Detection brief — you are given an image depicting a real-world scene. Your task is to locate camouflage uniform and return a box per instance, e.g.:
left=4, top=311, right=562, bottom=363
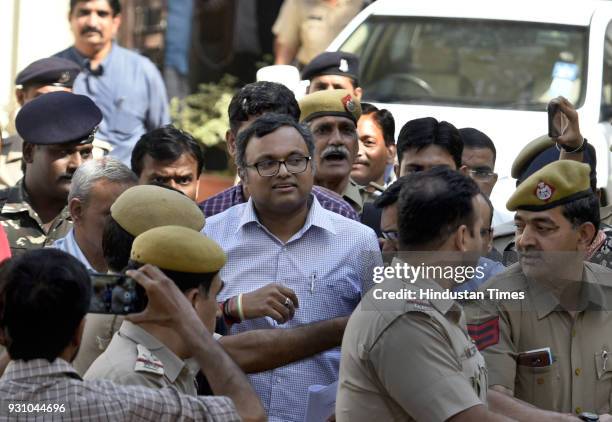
left=0, top=134, right=24, bottom=190
left=0, top=179, right=72, bottom=256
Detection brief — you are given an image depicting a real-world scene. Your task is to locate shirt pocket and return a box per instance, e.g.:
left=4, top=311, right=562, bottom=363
left=318, top=280, right=361, bottom=318
left=594, top=351, right=612, bottom=413
left=300, top=16, right=328, bottom=58
left=516, top=360, right=560, bottom=410
left=110, top=98, right=142, bottom=136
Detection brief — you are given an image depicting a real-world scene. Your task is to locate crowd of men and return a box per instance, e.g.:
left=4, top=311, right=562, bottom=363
left=1, top=1, right=612, bottom=421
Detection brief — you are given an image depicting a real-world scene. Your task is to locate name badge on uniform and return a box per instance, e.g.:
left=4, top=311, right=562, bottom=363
left=134, top=344, right=164, bottom=375
left=465, top=344, right=478, bottom=359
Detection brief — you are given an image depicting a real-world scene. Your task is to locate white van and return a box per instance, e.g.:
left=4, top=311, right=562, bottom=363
left=328, top=0, right=612, bottom=222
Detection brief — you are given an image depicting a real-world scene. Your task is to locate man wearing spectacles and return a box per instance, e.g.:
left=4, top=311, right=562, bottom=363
left=373, top=175, right=504, bottom=286
left=373, top=176, right=409, bottom=253
left=459, top=128, right=509, bottom=230
left=203, top=112, right=382, bottom=421
left=459, top=128, right=498, bottom=198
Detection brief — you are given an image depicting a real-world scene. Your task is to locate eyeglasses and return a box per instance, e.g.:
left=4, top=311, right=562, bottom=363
left=469, top=168, right=497, bottom=181
left=246, top=156, right=311, bottom=177
left=382, top=231, right=399, bottom=240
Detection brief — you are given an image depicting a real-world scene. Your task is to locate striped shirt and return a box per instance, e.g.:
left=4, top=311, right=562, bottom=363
left=0, top=359, right=239, bottom=421
left=203, top=195, right=382, bottom=421
left=199, top=184, right=359, bottom=221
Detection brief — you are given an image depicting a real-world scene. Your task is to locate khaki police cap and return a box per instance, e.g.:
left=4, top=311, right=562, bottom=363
left=131, top=226, right=226, bottom=273
left=110, top=185, right=205, bottom=236
left=299, top=89, right=361, bottom=124
left=506, top=160, right=592, bottom=211
left=510, top=134, right=554, bottom=180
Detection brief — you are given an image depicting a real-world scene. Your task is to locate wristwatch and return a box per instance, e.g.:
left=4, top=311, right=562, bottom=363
left=579, top=412, right=599, bottom=421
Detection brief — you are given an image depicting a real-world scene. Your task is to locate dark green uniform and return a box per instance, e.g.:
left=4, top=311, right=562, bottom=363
left=0, top=179, right=71, bottom=256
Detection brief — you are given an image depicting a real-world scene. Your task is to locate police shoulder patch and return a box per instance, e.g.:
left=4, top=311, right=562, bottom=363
left=134, top=344, right=164, bottom=375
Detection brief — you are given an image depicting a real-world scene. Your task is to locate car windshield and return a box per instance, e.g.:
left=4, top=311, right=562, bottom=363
left=340, top=16, right=588, bottom=109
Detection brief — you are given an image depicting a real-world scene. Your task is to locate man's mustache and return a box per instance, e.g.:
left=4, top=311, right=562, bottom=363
left=81, top=26, right=102, bottom=36
left=321, top=145, right=350, bottom=160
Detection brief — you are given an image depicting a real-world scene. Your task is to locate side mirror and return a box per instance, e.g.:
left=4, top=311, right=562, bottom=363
left=256, top=65, right=309, bottom=100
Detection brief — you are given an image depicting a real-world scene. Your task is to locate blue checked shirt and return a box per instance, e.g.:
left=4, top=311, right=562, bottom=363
left=200, top=184, right=359, bottom=221
left=204, top=195, right=382, bottom=422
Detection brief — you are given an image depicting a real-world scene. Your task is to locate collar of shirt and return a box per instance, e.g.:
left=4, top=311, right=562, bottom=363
left=233, top=184, right=246, bottom=202
left=118, top=320, right=191, bottom=383
left=237, top=194, right=337, bottom=240
left=528, top=264, right=606, bottom=319
left=1, top=179, right=28, bottom=214
left=69, top=42, right=117, bottom=76
left=452, top=257, right=505, bottom=293
left=2, top=358, right=81, bottom=382
left=1, top=179, right=71, bottom=225
left=52, top=228, right=94, bottom=271
left=342, top=178, right=363, bottom=213
left=388, top=257, right=460, bottom=319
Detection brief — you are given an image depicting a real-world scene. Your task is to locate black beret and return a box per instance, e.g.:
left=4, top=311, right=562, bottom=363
left=15, top=57, right=81, bottom=88
left=301, top=52, right=360, bottom=83
left=15, top=91, right=102, bottom=145
left=517, top=143, right=597, bottom=187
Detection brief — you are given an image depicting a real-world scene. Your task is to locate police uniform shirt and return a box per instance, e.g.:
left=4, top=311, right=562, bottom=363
left=360, top=181, right=385, bottom=205
left=72, top=314, right=124, bottom=376
left=272, top=0, right=364, bottom=66
left=464, top=262, right=612, bottom=415
left=84, top=320, right=200, bottom=396
left=0, top=179, right=72, bottom=256
left=336, top=259, right=487, bottom=421
left=341, top=178, right=365, bottom=214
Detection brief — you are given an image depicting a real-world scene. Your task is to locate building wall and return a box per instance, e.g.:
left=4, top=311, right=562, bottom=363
left=0, top=0, right=73, bottom=137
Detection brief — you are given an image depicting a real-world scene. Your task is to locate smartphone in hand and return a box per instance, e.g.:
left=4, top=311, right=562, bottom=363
left=547, top=102, right=569, bottom=138
left=89, top=273, right=147, bottom=314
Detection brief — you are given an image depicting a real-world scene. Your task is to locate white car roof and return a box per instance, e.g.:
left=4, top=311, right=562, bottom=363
left=367, top=0, right=606, bottom=26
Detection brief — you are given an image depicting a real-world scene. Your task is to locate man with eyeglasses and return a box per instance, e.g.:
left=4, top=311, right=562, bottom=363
left=460, top=128, right=498, bottom=197
left=200, top=81, right=358, bottom=221
left=373, top=176, right=408, bottom=253
left=459, top=128, right=508, bottom=229
left=203, top=113, right=382, bottom=422
left=374, top=176, right=504, bottom=286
